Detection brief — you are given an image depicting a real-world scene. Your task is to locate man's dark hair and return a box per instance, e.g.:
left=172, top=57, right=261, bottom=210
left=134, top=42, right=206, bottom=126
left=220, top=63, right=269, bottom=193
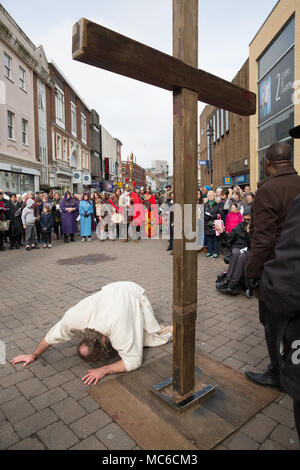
left=265, top=142, right=292, bottom=167
left=73, top=328, right=117, bottom=364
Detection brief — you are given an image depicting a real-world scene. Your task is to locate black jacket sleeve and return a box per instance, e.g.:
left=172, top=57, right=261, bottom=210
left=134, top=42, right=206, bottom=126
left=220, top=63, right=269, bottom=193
left=260, top=195, right=300, bottom=317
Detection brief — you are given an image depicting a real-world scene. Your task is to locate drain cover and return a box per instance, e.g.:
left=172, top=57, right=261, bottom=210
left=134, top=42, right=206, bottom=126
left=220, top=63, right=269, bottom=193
left=57, top=254, right=116, bottom=265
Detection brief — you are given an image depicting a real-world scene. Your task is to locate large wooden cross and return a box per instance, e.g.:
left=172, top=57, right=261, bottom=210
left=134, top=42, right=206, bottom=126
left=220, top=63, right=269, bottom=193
left=72, top=0, right=256, bottom=405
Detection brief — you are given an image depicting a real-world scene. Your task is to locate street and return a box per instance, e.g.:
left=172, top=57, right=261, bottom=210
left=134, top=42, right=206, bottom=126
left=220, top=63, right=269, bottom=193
left=0, top=235, right=298, bottom=450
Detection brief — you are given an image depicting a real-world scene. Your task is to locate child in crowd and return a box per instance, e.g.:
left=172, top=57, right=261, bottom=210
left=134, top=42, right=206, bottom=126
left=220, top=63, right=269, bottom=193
left=40, top=205, right=54, bottom=249
left=225, top=202, right=243, bottom=234
left=21, top=199, right=38, bottom=251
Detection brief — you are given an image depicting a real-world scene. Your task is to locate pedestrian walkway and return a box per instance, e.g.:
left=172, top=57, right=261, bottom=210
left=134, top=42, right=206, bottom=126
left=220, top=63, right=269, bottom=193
left=0, top=236, right=298, bottom=450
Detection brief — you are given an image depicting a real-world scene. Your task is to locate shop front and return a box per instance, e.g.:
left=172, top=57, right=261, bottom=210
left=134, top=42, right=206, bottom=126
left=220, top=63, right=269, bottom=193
left=0, top=162, right=40, bottom=194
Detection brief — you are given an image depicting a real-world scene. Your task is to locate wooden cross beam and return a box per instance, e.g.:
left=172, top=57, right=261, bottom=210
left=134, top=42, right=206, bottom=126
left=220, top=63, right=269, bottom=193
left=72, top=0, right=256, bottom=405
left=72, top=17, right=256, bottom=116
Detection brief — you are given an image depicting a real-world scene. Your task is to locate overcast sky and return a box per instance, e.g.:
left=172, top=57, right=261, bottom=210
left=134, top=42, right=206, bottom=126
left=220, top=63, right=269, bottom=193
left=2, top=0, right=278, bottom=173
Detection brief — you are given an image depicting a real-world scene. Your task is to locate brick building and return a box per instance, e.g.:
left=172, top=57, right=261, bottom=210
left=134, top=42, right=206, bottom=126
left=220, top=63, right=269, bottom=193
left=121, top=161, right=146, bottom=188
left=48, top=62, right=91, bottom=194
left=199, top=60, right=250, bottom=189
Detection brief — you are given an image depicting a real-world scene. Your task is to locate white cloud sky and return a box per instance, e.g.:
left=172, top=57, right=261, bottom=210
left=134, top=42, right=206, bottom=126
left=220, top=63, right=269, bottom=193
left=1, top=0, right=278, bottom=173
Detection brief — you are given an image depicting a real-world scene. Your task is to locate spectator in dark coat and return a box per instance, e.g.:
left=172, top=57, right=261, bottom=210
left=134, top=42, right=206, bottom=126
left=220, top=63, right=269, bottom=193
left=260, top=194, right=300, bottom=440
left=245, top=141, right=300, bottom=389
left=8, top=194, right=22, bottom=249
left=216, top=208, right=251, bottom=295
left=204, top=191, right=223, bottom=259
left=40, top=205, right=54, bottom=249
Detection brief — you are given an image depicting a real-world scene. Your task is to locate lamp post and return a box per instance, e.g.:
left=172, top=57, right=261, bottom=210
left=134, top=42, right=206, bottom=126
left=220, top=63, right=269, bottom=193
left=115, top=160, right=119, bottom=186
left=207, top=124, right=214, bottom=189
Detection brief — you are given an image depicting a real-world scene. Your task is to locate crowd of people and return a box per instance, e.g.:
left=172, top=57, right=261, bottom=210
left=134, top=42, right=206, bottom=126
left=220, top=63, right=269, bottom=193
left=0, top=184, right=174, bottom=252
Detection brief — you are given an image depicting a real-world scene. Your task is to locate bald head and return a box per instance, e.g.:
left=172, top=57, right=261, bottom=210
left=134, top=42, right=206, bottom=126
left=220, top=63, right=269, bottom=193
left=266, top=142, right=292, bottom=164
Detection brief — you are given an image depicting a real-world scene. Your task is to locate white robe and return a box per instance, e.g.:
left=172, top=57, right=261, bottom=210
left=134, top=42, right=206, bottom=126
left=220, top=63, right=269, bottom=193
left=45, top=281, right=172, bottom=372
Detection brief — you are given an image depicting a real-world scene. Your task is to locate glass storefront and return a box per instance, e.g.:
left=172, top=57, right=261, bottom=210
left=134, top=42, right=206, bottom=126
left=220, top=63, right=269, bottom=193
left=0, top=171, right=34, bottom=194
left=257, top=15, right=295, bottom=181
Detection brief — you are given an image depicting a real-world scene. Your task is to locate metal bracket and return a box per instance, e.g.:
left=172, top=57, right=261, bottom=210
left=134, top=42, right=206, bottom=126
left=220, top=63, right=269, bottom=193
left=151, top=368, right=216, bottom=413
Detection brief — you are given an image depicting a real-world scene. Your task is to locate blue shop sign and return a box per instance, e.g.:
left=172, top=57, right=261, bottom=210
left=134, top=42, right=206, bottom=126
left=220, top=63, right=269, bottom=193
left=234, top=175, right=247, bottom=184
left=199, top=160, right=209, bottom=166
left=223, top=177, right=232, bottom=186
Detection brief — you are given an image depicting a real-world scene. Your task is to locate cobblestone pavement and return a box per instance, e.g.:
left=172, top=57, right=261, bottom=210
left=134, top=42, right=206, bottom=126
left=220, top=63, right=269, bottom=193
left=0, top=234, right=299, bottom=451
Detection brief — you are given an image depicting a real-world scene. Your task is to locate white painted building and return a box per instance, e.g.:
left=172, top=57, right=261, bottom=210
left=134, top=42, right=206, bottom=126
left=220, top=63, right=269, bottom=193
left=0, top=5, right=42, bottom=193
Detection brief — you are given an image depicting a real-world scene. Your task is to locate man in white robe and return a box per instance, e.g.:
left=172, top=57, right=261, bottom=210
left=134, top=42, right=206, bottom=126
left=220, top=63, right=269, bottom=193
left=11, top=282, right=172, bottom=385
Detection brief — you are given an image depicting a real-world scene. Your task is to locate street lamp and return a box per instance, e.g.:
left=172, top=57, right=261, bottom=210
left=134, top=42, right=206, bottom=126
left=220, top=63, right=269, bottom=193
left=115, top=160, right=119, bottom=186
left=207, top=125, right=214, bottom=189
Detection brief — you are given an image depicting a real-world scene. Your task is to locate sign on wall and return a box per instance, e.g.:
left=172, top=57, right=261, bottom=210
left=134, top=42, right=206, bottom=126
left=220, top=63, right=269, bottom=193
left=258, top=48, right=294, bottom=125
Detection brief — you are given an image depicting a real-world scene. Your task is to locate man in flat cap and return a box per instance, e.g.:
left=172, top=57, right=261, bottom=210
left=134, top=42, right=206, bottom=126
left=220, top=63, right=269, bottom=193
left=245, top=138, right=300, bottom=388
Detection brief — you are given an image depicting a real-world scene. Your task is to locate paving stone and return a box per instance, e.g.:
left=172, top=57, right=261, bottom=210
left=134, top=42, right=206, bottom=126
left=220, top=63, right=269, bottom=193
left=240, top=413, right=277, bottom=443
left=223, top=357, right=244, bottom=370
left=1, top=396, right=35, bottom=424
left=227, top=432, right=259, bottom=450
left=38, top=421, right=79, bottom=450
left=30, top=387, right=68, bottom=411
left=96, top=422, right=136, bottom=450
left=212, top=345, right=235, bottom=360
left=14, top=409, right=58, bottom=439
left=79, top=396, right=100, bottom=413
left=52, top=356, right=83, bottom=372
left=61, top=377, right=89, bottom=400
left=0, top=386, right=21, bottom=405
left=16, top=377, right=47, bottom=400
left=70, top=435, right=107, bottom=450
left=259, top=439, right=288, bottom=450
left=0, top=369, right=33, bottom=389
left=0, top=420, right=20, bottom=449
left=51, top=397, right=87, bottom=424
left=269, top=424, right=299, bottom=450
left=9, top=437, right=46, bottom=450
left=70, top=410, right=112, bottom=439
left=42, top=370, right=76, bottom=389
left=27, top=361, right=58, bottom=380
left=262, top=403, right=295, bottom=428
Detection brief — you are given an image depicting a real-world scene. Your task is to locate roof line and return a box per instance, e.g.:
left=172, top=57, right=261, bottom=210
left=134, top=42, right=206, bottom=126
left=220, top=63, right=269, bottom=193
left=249, top=0, right=281, bottom=46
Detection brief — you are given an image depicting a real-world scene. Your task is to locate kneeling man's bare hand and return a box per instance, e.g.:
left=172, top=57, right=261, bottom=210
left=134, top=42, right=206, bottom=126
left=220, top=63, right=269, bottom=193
left=82, top=368, right=106, bottom=386
left=11, top=354, right=36, bottom=367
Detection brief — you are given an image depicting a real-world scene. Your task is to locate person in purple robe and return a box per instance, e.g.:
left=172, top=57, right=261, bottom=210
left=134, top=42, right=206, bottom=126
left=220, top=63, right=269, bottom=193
left=60, top=191, right=78, bottom=243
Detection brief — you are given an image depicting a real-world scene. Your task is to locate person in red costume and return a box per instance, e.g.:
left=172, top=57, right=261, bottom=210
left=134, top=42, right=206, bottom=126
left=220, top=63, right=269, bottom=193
left=130, top=182, right=143, bottom=241
left=143, top=186, right=159, bottom=238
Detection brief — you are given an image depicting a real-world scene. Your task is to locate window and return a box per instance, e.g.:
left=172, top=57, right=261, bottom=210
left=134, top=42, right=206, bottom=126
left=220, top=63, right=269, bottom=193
left=216, top=110, right=220, bottom=140
left=55, top=86, right=65, bottom=128
left=56, top=135, right=61, bottom=159
left=71, top=100, right=77, bottom=137
left=213, top=115, right=216, bottom=143
left=81, top=112, right=87, bottom=144
left=4, top=53, right=12, bottom=79
left=220, top=110, right=224, bottom=137
left=225, top=111, right=229, bottom=133
left=19, top=67, right=26, bottom=90
left=22, top=119, right=28, bottom=144
left=258, top=16, right=295, bottom=81
left=63, top=138, right=68, bottom=162
left=7, top=111, right=14, bottom=139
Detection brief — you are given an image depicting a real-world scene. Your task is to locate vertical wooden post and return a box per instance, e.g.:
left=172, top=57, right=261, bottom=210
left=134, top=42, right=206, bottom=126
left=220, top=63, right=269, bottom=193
left=172, top=0, right=199, bottom=397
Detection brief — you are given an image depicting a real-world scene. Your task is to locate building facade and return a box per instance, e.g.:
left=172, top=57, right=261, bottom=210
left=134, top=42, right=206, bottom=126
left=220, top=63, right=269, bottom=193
left=90, top=108, right=102, bottom=191
left=0, top=5, right=46, bottom=193
left=48, top=62, right=91, bottom=194
left=199, top=60, right=250, bottom=189
left=121, top=161, right=146, bottom=188
left=249, top=0, right=300, bottom=187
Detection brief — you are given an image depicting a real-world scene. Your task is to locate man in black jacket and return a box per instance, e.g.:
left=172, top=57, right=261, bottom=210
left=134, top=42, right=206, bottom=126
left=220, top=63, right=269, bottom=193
left=245, top=140, right=300, bottom=389
left=260, top=193, right=300, bottom=440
